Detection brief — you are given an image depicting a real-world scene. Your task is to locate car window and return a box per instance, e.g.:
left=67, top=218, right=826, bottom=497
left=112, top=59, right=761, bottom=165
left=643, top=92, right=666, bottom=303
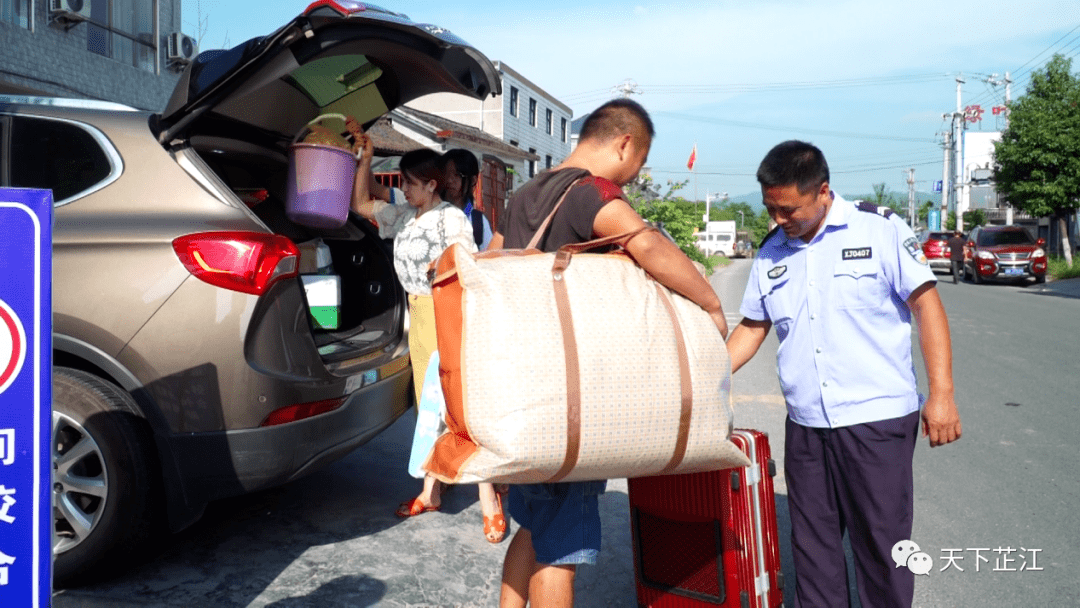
left=10, top=115, right=115, bottom=204
left=929, top=232, right=950, bottom=241
left=977, top=230, right=1034, bottom=246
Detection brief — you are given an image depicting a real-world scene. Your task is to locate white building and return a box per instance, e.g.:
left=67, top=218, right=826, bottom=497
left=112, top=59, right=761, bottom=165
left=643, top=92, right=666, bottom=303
left=406, top=61, right=572, bottom=190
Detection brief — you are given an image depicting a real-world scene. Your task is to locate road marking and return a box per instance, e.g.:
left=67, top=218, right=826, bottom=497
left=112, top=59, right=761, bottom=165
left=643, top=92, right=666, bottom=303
left=733, top=394, right=787, bottom=407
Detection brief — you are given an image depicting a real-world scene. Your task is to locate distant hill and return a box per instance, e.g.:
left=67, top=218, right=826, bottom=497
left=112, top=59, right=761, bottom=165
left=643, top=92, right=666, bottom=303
left=712, top=190, right=942, bottom=213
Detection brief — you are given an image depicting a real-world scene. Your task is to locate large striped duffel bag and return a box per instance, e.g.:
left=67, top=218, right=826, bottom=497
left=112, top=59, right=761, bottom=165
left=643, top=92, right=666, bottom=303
left=423, top=232, right=751, bottom=485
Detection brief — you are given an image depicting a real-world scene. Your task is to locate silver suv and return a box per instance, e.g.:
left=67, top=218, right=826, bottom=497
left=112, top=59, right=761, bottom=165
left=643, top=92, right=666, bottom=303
left=1, top=2, right=498, bottom=586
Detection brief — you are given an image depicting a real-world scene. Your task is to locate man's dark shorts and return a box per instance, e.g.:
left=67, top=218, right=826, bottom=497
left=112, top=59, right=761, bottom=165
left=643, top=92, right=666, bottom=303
left=508, top=480, right=606, bottom=566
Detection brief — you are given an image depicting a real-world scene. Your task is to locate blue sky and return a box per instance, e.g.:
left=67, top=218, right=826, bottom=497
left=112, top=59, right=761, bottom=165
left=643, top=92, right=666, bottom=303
left=182, top=0, right=1080, bottom=200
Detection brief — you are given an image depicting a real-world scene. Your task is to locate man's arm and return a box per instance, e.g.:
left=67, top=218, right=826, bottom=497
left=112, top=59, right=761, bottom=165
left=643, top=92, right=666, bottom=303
left=726, top=318, right=772, bottom=374
left=593, top=199, right=727, bottom=338
left=908, top=282, right=962, bottom=447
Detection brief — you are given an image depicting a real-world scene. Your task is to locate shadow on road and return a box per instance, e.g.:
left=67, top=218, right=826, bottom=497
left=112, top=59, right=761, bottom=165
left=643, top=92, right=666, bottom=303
left=261, top=574, right=387, bottom=607
left=54, top=407, right=492, bottom=607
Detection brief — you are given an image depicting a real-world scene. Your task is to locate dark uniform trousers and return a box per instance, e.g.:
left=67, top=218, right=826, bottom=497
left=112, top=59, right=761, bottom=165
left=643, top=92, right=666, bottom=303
left=785, top=410, right=921, bottom=608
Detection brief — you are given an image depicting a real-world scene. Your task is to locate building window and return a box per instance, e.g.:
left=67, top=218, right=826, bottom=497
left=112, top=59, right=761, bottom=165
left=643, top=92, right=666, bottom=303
left=545, top=155, right=552, bottom=169
left=545, top=109, right=553, bottom=135
left=509, top=87, right=518, bottom=117
left=88, top=0, right=156, bottom=73
left=561, top=117, right=567, bottom=143
left=510, top=140, right=518, bottom=148
left=529, top=98, right=537, bottom=127
left=528, top=148, right=537, bottom=178
left=0, top=0, right=30, bottom=28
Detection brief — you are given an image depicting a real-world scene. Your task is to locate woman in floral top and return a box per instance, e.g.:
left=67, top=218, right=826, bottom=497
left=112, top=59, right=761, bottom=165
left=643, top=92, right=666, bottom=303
left=350, top=136, right=507, bottom=543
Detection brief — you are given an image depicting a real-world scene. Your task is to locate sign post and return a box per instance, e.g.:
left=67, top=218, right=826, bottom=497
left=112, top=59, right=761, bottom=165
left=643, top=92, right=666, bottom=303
left=0, top=188, right=53, bottom=607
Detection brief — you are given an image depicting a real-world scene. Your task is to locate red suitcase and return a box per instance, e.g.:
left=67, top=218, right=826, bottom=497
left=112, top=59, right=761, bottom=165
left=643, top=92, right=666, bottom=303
left=628, top=429, right=783, bottom=608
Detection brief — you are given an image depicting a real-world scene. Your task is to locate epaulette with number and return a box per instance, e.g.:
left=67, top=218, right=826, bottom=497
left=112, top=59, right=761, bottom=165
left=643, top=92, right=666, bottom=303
left=856, top=200, right=895, bottom=218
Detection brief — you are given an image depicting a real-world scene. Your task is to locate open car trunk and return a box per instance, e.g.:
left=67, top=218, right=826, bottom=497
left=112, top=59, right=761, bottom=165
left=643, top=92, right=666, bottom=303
left=154, top=2, right=500, bottom=364
left=186, top=135, right=401, bottom=363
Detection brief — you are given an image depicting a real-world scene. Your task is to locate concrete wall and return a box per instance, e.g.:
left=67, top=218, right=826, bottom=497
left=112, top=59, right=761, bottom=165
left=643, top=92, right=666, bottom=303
left=0, top=0, right=182, bottom=111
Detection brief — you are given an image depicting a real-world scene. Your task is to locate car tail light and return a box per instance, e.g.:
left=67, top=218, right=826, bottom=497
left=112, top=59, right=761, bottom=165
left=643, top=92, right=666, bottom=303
left=173, top=232, right=299, bottom=296
left=304, top=0, right=367, bottom=17
left=261, top=397, right=347, bottom=427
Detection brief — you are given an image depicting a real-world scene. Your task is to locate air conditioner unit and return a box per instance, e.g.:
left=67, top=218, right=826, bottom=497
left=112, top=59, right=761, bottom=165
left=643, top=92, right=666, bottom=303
left=167, top=33, right=198, bottom=66
left=49, top=0, right=90, bottom=23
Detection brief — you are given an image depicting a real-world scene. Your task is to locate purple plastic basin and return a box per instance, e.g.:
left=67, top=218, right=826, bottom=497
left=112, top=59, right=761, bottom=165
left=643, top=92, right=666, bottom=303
left=286, top=143, right=357, bottom=229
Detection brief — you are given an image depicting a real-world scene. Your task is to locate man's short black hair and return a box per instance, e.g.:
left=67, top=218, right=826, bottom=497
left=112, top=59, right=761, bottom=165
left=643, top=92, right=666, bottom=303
left=756, top=140, right=830, bottom=195
left=579, top=98, right=654, bottom=149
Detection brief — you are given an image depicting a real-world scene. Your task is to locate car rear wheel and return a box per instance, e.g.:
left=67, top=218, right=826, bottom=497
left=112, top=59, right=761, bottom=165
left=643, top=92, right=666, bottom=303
left=53, top=367, right=162, bottom=587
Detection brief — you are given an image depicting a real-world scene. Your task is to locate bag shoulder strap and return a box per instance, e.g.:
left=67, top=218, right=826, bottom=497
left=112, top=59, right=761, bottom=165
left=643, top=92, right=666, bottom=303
left=525, top=178, right=583, bottom=250
left=470, top=207, right=485, bottom=247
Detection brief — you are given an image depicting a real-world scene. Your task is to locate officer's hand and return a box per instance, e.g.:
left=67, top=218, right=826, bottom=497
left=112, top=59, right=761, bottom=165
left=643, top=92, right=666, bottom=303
left=709, top=310, right=729, bottom=340
left=921, top=393, right=962, bottom=447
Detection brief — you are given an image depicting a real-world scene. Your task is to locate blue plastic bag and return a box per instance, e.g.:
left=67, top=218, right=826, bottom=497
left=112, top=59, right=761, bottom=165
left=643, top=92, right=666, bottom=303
left=407, top=351, right=446, bottom=479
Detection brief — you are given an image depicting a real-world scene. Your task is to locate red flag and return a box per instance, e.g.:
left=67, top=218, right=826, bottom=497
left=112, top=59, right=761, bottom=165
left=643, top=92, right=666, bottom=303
left=687, top=144, right=697, bottom=171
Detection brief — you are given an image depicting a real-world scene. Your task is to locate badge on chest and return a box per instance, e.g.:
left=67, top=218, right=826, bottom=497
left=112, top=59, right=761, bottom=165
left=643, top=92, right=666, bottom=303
left=842, top=247, right=872, bottom=260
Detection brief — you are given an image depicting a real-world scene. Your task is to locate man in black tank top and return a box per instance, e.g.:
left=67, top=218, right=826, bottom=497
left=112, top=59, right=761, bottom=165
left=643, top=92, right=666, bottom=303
left=491, top=99, right=728, bottom=608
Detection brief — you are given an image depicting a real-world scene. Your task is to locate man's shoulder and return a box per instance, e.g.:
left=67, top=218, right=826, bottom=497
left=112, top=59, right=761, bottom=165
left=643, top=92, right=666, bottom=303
left=853, top=200, right=896, bottom=220
left=575, top=175, right=624, bottom=203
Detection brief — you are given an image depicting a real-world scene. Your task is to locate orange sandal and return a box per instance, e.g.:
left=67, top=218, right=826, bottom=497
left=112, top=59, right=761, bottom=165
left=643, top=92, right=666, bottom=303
left=483, top=492, right=507, bottom=543
left=395, top=497, right=440, bottom=518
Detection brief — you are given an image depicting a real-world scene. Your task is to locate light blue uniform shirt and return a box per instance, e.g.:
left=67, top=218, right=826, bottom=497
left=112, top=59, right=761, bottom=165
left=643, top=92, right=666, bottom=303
left=739, top=194, right=937, bottom=429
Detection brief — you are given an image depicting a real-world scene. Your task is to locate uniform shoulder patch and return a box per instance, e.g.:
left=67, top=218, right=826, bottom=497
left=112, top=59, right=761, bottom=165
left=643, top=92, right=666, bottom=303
left=856, top=200, right=895, bottom=218
left=903, top=236, right=929, bottom=265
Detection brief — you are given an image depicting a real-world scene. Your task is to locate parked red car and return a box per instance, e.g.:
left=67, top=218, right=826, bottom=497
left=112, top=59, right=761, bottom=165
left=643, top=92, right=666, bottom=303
left=918, top=231, right=955, bottom=274
left=963, top=225, right=1047, bottom=284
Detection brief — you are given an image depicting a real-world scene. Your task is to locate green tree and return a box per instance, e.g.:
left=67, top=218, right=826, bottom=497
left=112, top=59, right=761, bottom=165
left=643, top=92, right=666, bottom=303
left=869, top=183, right=905, bottom=214
left=994, top=54, right=1080, bottom=267
left=962, top=209, right=987, bottom=229
left=917, top=200, right=935, bottom=225
left=625, top=176, right=715, bottom=271
left=945, top=211, right=957, bottom=231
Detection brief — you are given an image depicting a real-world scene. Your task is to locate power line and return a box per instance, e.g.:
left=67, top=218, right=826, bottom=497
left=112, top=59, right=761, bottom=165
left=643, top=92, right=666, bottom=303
left=1011, top=24, right=1080, bottom=76
left=655, top=111, right=937, bottom=143
left=649, top=158, right=942, bottom=178
left=557, top=72, right=952, bottom=103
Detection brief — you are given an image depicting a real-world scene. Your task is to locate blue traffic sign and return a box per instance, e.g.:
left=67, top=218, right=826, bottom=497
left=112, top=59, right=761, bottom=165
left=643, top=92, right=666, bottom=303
left=933, top=180, right=943, bottom=193
left=0, top=189, right=52, bottom=607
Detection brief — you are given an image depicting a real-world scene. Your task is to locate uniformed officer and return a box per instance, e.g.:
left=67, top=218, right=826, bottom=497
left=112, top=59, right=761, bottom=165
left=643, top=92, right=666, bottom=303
left=727, top=141, right=962, bottom=608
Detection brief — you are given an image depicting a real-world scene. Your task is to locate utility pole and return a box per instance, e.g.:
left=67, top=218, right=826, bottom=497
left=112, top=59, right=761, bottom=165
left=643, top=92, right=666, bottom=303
left=1004, top=71, right=1012, bottom=128
left=907, top=168, right=916, bottom=229
left=954, top=74, right=966, bottom=232
left=612, top=79, right=641, bottom=98
left=941, top=126, right=951, bottom=227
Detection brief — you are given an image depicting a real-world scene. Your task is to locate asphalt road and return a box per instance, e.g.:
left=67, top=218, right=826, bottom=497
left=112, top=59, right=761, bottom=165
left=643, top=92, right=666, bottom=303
left=52, top=261, right=1080, bottom=607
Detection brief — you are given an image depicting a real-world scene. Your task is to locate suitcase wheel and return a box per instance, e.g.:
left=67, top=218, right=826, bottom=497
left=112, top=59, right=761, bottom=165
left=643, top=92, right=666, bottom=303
left=730, top=470, right=740, bottom=492
left=768, top=458, right=777, bottom=477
